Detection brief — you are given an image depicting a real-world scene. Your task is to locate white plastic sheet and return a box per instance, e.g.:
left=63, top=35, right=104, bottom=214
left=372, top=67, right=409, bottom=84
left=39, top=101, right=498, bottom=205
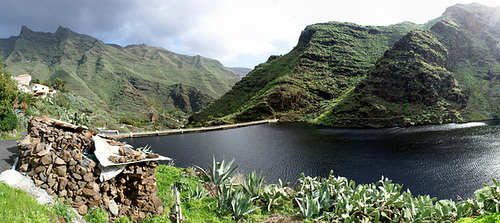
left=92, top=135, right=171, bottom=181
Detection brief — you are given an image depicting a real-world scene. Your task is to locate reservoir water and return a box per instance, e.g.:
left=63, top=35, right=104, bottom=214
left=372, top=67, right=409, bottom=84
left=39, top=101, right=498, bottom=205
left=122, top=120, right=500, bottom=200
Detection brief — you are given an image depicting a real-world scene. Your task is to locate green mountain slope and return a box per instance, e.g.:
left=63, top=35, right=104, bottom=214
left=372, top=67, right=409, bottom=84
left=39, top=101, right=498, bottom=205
left=0, top=26, right=240, bottom=124
left=316, top=3, right=500, bottom=127
left=190, top=21, right=420, bottom=125
left=191, top=3, right=500, bottom=128
left=316, top=30, right=468, bottom=127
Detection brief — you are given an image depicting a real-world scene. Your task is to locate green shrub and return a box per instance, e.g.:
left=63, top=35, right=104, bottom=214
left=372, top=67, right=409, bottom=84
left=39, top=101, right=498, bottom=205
left=52, top=200, right=77, bottom=223
left=83, top=207, right=108, bottom=223
left=459, top=213, right=500, bottom=223
left=0, top=105, right=18, bottom=131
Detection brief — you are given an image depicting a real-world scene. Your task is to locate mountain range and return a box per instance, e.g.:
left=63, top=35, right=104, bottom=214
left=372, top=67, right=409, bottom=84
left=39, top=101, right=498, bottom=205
left=0, top=26, right=241, bottom=125
left=190, top=3, right=500, bottom=128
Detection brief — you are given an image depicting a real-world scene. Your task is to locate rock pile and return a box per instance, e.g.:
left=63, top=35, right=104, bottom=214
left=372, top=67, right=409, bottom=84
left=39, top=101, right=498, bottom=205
left=16, top=116, right=163, bottom=222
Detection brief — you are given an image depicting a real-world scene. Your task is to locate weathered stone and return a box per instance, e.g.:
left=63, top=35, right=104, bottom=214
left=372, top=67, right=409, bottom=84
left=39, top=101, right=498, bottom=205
left=45, top=164, right=53, bottom=175
left=78, top=181, right=86, bottom=189
left=40, top=154, right=52, bottom=165
left=58, top=178, right=68, bottom=190
left=61, top=150, right=71, bottom=163
left=70, top=150, right=77, bottom=157
left=124, top=199, right=132, bottom=206
left=30, top=137, right=41, bottom=145
left=72, top=172, right=82, bottom=180
left=69, top=161, right=78, bottom=166
left=39, top=172, right=47, bottom=182
left=54, top=165, right=67, bottom=177
left=29, top=157, right=40, bottom=167
left=47, top=176, right=56, bottom=188
left=34, top=179, right=44, bottom=186
left=34, top=165, right=46, bottom=174
left=20, top=150, right=30, bottom=158
left=136, top=168, right=143, bottom=175
left=138, top=211, right=146, bottom=220
left=77, top=166, right=88, bottom=175
left=37, top=148, right=50, bottom=157
left=102, top=182, right=110, bottom=192
left=46, top=188, right=54, bottom=195
left=68, top=181, right=78, bottom=191
left=74, top=152, right=83, bottom=161
left=152, top=197, right=163, bottom=214
left=19, top=163, right=29, bottom=172
left=77, top=205, right=88, bottom=216
left=54, top=157, right=66, bottom=165
left=34, top=143, right=46, bottom=154
left=83, top=173, right=93, bottom=182
left=102, top=195, right=110, bottom=205
left=108, top=199, right=119, bottom=216
left=82, top=188, right=95, bottom=197
left=59, top=190, right=67, bottom=197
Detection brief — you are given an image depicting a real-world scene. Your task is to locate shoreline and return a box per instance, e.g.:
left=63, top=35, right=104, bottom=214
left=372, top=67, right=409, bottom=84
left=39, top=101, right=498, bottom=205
left=107, top=119, right=279, bottom=139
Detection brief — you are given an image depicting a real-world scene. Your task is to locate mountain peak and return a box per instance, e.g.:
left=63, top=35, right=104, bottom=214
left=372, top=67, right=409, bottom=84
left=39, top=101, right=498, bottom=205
left=20, top=26, right=33, bottom=35
left=56, top=26, right=69, bottom=33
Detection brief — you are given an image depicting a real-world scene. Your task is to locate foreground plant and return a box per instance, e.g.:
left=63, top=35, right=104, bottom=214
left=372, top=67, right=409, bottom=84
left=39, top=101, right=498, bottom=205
left=242, top=171, right=265, bottom=198
left=0, top=182, right=57, bottom=222
left=153, top=162, right=500, bottom=223
left=197, top=156, right=239, bottom=186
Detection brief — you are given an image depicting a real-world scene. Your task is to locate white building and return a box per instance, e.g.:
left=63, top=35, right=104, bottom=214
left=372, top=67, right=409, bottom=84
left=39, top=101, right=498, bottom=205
left=32, top=84, right=56, bottom=98
left=14, top=74, right=32, bottom=94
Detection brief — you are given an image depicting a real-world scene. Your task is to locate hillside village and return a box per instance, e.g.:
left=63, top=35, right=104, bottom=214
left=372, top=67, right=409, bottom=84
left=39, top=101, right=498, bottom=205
left=13, top=74, right=56, bottom=99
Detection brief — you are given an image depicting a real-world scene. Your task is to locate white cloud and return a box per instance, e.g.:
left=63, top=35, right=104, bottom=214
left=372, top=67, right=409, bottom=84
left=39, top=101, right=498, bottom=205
left=0, top=0, right=499, bottom=68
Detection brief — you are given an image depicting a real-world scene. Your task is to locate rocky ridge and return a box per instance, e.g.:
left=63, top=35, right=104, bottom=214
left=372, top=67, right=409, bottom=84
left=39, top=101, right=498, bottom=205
left=0, top=26, right=240, bottom=123
left=191, top=3, right=500, bottom=128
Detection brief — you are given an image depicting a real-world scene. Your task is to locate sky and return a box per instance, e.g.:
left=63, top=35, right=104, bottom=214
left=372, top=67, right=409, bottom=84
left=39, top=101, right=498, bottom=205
left=0, top=0, right=499, bottom=68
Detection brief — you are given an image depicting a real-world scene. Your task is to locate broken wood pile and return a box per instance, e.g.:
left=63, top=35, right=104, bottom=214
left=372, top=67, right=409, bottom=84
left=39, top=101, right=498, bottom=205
left=16, top=116, right=163, bottom=222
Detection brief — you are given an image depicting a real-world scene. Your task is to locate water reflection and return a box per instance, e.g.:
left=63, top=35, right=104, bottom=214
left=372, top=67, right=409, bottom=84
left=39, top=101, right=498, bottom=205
left=123, top=120, right=500, bottom=200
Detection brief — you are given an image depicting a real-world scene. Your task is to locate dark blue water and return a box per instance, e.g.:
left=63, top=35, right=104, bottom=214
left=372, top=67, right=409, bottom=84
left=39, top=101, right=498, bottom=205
left=122, top=120, right=500, bottom=200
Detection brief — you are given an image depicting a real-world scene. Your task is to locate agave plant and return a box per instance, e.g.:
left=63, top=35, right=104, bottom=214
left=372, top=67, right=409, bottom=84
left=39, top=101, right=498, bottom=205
left=295, top=195, right=321, bottom=220
left=475, top=178, right=500, bottom=214
left=243, top=171, right=265, bottom=198
left=185, top=184, right=207, bottom=202
left=262, top=179, right=291, bottom=212
left=231, top=188, right=259, bottom=219
left=197, top=156, right=239, bottom=186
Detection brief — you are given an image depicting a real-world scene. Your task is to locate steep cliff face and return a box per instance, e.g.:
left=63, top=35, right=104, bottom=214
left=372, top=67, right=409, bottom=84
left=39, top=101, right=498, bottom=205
left=316, top=3, right=500, bottom=127
left=317, top=30, right=467, bottom=127
left=190, top=22, right=419, bottom=125
left=0, top=26, right=240, bottom=123
left=431, top=4, right=500, bottom=120
left=191, top=3, right=499, bottom=128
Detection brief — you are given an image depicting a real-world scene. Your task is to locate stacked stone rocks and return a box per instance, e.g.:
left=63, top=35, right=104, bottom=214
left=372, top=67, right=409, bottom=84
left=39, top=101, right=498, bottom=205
left=16, top=117, right=163, bottom=222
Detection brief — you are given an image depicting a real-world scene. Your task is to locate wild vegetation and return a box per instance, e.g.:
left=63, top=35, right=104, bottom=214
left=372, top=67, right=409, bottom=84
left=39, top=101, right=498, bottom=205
left=0, top=59, right=155, bottom=139
left=3, top=158, right=500, bottom=222
left=317, top=30, right=468, bottom=127
left=190, top=22, right=420, bottom=126
left=191, top=3, right=500, bottom=128
left=0, top=26, right=241, bottom=127
left=0, top=59, right=36, bottom=139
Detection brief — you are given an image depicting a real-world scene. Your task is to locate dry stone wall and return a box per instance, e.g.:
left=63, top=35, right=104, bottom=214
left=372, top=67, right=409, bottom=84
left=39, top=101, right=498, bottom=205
left=16, top=117, right=163, bottom=222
